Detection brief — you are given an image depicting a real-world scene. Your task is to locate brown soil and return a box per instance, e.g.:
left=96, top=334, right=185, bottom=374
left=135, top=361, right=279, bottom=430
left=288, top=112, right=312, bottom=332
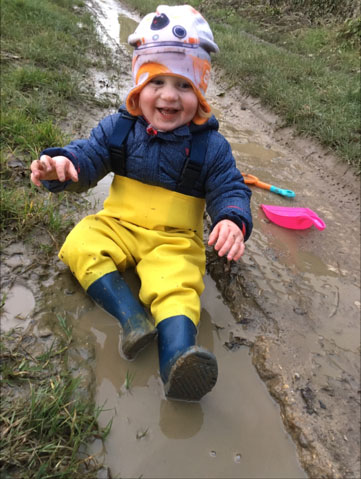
left=206, top=73, right=360, bottom=479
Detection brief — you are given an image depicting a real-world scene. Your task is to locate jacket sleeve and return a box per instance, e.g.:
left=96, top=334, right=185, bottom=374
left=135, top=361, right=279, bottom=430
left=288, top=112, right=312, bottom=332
left=204, top=133, right=253, bottom=241
left=40, top=114, right=120, bottom=193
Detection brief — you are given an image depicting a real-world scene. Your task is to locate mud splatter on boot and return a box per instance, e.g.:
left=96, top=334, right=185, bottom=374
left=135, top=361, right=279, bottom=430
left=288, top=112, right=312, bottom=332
left=87, top=271, right=156, bottom=360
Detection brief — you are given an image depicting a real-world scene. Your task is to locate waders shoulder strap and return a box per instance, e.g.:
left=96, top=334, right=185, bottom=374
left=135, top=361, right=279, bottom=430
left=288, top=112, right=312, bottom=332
left=108, top=113, right=136, bottom=176
left=109, top=115, right=208, bottom=194
left=176, top=129, right=208, bottom=195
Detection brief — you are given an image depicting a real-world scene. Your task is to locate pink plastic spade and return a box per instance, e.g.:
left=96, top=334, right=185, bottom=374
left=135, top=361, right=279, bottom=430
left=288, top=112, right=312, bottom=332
left=261, top=205, right=326, bottom=230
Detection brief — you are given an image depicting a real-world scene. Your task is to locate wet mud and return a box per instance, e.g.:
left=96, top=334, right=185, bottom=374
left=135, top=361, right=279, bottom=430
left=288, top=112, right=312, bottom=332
left=1, top=1, right=360, bottom=478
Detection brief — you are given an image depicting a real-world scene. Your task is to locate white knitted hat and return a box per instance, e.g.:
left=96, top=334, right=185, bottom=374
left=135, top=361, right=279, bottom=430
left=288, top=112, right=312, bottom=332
left=126, top=4, right=219, bottom=124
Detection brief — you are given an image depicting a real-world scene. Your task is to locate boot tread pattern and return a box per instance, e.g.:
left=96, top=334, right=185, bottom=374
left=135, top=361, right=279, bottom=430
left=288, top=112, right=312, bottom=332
left=165, top=347, right=218, bottom=401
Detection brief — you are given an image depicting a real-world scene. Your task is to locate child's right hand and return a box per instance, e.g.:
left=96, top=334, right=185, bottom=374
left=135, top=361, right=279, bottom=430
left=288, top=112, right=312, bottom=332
left=30, top=155, right=78, bottom=187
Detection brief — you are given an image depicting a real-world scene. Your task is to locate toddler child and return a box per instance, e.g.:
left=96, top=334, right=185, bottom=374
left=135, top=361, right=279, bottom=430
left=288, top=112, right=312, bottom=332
left=30, top=4, right=252, bottom=402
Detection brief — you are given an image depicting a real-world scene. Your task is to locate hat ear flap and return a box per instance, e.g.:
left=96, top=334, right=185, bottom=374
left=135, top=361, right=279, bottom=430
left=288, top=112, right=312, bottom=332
left=128, top=32, right=140, bottom=47
left=199, top=37, right=219, bottom=54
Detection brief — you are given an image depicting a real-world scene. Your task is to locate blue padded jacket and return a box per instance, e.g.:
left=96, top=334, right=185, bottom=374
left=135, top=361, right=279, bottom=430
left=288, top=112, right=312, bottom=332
left=41, top=107, right=253, bottom=240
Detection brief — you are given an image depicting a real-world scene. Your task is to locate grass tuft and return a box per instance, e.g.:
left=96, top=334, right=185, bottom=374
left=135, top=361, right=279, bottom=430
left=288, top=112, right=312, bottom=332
left=0, top=325, right=109, bottom=478
left=124, top=369, right=136, bottom=391
left=0, top=0, right=108, bottom=243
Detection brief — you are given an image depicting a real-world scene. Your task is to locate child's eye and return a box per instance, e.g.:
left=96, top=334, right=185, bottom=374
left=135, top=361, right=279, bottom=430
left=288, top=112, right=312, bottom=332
left=150, top=78, right=164, bottom=86
left=178, top=82, right=192, bottom=90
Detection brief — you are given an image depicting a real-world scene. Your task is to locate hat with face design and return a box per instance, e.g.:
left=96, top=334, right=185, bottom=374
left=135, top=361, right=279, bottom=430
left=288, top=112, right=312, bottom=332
left=125, top=4, right=219, bottom=124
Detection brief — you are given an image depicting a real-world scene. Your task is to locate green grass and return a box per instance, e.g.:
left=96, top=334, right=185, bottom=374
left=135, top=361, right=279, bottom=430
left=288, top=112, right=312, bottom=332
left=0, top=317, right=110, bottom=478
left=123, top=0, right=360, bottom=171
left=212, top=21, right=360, bottom=165
left=0, top=3, right=116, bottom=474
left=0, top=3, right=113, bottom=465
left=0, top=0, right=108, bottom=244
left=0, top=0, right=97, bottom=154
left=124, top=369, right=136, bottom=391
left=0, top=167, right=78, bottom=244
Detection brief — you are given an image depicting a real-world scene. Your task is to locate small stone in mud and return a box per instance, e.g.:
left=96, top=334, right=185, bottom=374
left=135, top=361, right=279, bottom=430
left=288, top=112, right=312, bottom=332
left=293, top=307, right=307, bottom=315
left=8, top=158, right=26, bottom=169
left=298, top=432, right=310, bottom=449
left=209, top=450, right=216, bottom=457
left=37, top=327, right=53, bottom=338
left=319, top=399, right=327, bottom=409
left=64, top=289, right=75, bottom=295
left=321, top=385, right=335, bottom=397
left=234, top=453, right=242, bottom=463
left=300, top=386, right=317, bottom=414
left=238, top=316, right=253, bottom=325
left=96, top=466, right=111, bottom=479
left=136, top=428, right=149, bottom=440
left=213, top=323, right=225, bottom=331
left=224, top=333, right=253, bottom=351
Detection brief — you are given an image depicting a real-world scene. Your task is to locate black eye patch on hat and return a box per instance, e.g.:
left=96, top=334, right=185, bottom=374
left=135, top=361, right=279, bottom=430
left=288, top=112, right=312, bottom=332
left=151, top=13, right=169, bottom=30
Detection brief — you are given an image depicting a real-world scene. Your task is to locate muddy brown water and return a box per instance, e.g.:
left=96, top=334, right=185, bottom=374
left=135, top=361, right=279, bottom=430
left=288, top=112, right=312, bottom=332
left=79, top=275, right=305, bottom=478
left=1, top=0, right=359, bottom=478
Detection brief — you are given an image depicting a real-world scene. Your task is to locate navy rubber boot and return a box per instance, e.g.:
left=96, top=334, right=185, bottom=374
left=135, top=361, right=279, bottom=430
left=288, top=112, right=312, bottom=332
left=157, top=315, right=218, bottom=402
left=87, top=271, right=156, bottom=360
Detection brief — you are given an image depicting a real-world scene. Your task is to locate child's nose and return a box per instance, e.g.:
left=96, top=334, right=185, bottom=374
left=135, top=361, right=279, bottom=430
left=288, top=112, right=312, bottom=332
left=160, top=84, right=178, bottom=101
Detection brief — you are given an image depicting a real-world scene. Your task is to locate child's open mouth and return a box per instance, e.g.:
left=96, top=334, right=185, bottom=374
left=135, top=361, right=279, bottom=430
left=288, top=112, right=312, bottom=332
left=158, top=107, right=179, bottom=117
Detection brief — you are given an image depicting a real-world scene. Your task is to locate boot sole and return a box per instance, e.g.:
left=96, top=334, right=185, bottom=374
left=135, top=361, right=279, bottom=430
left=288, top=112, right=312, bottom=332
left=122, top=328, right=157, bottom=360
left=165, top=347, right=218, bottom=402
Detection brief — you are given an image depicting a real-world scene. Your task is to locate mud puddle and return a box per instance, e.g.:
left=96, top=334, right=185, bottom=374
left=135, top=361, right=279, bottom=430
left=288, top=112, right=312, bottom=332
left=207, top=79, right=360, bottom=477
left=207, top=62, right=360, bottom=479
left=76, top=274, right=305, bottom=478
left=1, top=0, right=359, bottom=477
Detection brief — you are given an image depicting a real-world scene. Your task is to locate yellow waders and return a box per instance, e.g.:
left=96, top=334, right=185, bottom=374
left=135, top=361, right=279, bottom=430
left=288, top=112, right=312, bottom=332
left=59, top=176, right=206, bottom=326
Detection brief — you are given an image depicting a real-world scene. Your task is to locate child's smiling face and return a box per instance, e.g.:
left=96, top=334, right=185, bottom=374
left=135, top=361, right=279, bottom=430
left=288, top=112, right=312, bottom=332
left=138, top=75, right=199, bottom=131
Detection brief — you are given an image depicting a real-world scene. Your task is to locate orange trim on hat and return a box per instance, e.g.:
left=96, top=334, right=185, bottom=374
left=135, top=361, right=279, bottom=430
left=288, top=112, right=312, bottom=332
left=135, top=62, right=171, bottom=85
left=126, top=63, right=211, bottom=124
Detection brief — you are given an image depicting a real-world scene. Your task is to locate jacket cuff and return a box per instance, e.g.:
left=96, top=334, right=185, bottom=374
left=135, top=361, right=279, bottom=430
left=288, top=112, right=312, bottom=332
left=40, top=147, right=78, bottom=192
left=41, top=147, right=76, bottom=162
left=211, top=214, right=252, bottom=242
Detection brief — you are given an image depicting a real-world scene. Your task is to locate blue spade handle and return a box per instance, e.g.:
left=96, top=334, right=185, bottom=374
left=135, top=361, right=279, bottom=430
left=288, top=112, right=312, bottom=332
left=270, top=185, right=295, bottom=198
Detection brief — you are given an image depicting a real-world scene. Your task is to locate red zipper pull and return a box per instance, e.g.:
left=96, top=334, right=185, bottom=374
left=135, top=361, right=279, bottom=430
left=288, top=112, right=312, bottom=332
left=146, top=125, right=158, bottom=136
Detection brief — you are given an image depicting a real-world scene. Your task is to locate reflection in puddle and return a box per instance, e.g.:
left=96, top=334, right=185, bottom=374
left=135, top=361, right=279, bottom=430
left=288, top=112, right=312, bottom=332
left=0, top=283, right=35, bottom=332
left=88, top=0, right=139, bottom=48
left=74, top=274, right=305, bottom=479
left=118, top=13, right=139, bottom=48
left=231, top=141, right=283, bottom=161
left=87, top=173, right=113, bottom=208
left=159, top=399, right=203, bottom=439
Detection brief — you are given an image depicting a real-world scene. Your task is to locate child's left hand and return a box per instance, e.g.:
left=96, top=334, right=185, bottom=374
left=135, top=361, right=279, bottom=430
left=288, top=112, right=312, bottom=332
left=208, top=219, right=245, bottom=262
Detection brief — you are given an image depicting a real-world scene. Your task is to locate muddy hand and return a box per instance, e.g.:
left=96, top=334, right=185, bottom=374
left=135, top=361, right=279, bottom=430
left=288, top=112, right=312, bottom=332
left=208, top=219, right=245, bottom=262
left=30, top=155, right=78, bottom=187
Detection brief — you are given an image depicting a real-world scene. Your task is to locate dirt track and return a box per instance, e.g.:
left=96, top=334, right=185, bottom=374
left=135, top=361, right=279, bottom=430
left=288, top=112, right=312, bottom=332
left=206, top=73, right=360, bottom=478
left=1, top=1, right=360, bottom=477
